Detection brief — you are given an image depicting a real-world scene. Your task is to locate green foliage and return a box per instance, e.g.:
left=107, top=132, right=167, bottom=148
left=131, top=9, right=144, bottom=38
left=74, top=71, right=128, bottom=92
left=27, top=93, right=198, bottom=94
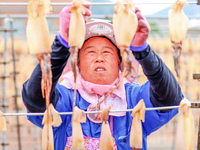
left=149, top=22, right=160, bottom=35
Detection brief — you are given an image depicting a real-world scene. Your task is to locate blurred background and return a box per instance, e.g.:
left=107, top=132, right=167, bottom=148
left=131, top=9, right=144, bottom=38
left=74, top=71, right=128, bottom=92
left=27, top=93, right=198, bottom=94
left=0, top=0, right=200, bottom=150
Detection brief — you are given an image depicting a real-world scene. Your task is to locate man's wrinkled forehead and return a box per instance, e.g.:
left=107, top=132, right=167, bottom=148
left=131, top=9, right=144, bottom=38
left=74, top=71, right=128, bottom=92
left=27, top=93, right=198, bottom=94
left=84, top=36, right=115, bottom=46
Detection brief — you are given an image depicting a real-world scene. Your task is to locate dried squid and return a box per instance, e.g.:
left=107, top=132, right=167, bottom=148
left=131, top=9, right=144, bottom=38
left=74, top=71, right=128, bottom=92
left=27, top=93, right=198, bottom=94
left=42, top=104, right=62, bottom=150
left=168, top=0, right=189, bottom=77
left=0, top=110, right=7, bottom=131
left=72, top=106, right=86, bottom=149
left=68, top=0, right=86, bottom=108
left=99, top=106, right=114, bottom=150
left=130, top=100, right=146, bottom=149
left=26, top=0, right=53, bottom=110
left=26, top=0, right=56, bottom=149
left=176, top=98, right=195, bottom=150
left=113, top=0, right=138, bottom=76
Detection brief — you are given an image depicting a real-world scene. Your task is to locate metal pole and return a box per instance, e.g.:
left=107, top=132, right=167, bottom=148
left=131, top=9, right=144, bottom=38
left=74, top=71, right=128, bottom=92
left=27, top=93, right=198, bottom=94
left=197, top=97, right=200, bottom=150
left=1, top=19, right=10, bottom=150
left=9, top=17, right=22, bottom=150
left=2, top=29, right=7, bottom=150
left=0, top=1, right=198, bottom=6
left=2, top=102, right=200, bottom=116
left=198, top=115, right=200, bottom=150
left=193, top=73, right=200, bottom=149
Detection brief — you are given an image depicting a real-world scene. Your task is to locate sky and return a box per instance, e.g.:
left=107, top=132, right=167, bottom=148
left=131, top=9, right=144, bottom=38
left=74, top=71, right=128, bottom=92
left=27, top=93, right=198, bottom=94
left=111, top=0, right=176, bottom=15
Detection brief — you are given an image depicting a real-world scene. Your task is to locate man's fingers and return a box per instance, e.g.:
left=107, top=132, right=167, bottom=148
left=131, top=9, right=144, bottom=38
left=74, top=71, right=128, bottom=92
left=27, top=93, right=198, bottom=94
left=137, top=19, right=151, bottom=33
left=83, top=0, right=91, bottom=9
left=83, top=0, right=92, bottom=16
left=59, top=6, right=72, bottom=16
left=135, top=7, right=145, bottom=20
left=134, top=7, right=140, bottom=13
left=84, top=7, right=92, bottom=16
left=134, top=7, right=151, bottom=33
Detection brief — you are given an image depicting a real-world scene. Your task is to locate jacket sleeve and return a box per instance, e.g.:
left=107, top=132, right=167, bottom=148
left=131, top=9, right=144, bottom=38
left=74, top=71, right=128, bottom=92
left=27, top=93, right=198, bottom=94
left=22, top=35, right=70, bottom=112
left=132, top=45, right=183, bottom=110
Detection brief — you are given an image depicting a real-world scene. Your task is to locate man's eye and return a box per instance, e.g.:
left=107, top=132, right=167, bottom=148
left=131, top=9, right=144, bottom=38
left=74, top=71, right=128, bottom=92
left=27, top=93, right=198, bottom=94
left=88, top=50, right=95, bottom=53
left=103, top=50, right=110, bottom=53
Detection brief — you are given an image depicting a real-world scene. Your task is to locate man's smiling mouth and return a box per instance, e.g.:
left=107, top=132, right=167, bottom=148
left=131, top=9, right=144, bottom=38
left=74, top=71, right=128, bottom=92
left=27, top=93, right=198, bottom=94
left=95, top=67, right=106, bottom=72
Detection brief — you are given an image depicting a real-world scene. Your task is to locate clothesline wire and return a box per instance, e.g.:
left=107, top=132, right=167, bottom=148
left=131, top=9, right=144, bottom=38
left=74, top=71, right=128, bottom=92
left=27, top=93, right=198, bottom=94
left=0, top=2, right=198, bottom=6
left=2, top=102, right=200, bottom=116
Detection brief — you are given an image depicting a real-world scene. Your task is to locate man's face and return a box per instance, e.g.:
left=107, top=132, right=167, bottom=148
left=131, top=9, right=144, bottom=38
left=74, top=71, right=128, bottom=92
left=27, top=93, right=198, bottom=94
left=78, top=37, right=120, bottom=85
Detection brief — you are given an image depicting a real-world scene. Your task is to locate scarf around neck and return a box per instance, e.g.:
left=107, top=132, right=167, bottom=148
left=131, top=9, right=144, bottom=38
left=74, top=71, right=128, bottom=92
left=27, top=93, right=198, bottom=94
left=61, top=69, right=129, bottom=122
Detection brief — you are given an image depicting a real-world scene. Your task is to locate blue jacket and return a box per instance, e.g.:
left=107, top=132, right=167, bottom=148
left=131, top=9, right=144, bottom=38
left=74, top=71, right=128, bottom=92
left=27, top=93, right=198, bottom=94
left=22, top=35, right=183, bottom=150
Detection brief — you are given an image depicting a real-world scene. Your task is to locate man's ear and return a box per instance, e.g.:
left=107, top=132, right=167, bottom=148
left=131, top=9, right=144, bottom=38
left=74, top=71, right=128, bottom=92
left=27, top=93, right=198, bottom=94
left=77, top=50, right=81, bottom=73
left=78, top=67, right=81, bottom=73
left=77, top=48, right=81, bottom=66
left=119, top=61, right=124, bottom=72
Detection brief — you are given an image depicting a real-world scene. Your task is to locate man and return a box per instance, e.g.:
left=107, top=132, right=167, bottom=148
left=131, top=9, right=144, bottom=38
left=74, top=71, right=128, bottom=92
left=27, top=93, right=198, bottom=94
left=22, top=4, right=183, bottom=150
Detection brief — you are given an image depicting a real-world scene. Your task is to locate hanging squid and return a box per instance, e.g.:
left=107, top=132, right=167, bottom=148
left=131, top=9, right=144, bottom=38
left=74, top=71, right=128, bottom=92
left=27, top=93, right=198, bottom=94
left=130, top=99, right=146, bottom=150
left=112, top=0, right=138, bottom=89
left=176, top=98, right=195, bottom=150
left=68, top=0, right=86, bottom=108
left=26, top=0, right=59, bottom=149
left=113, top=0, right=138, bottom=76
left=0, top=110, right=7, bottom=131
left=66, top=1, right=87, bottom=147
left=42, top=104, right=62, bottom=150
left=26, top=0, right=53, bottom=107
left=72, top=106, right=86, bottom=149
left=99, top=106, right=114, bottom=150
left=168, top=0, right=189, bottom=77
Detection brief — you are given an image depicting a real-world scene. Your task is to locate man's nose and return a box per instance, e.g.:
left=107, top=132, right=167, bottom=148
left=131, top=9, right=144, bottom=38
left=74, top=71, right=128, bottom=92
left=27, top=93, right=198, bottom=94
left=95, top=53, right=104, bottom=62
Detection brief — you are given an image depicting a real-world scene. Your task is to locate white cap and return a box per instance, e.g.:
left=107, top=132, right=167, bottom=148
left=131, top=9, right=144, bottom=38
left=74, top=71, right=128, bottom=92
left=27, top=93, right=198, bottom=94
left=85, top=20, right=116, bottom=46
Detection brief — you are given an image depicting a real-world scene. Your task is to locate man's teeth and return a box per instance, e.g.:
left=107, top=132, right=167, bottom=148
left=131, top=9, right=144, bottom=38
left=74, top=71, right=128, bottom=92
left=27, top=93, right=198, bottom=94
left=96, top=68, right=105, bottom=71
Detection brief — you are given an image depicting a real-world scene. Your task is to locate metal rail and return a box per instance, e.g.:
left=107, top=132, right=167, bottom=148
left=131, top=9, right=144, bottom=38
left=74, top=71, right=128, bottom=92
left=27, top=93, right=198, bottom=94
left=0, top=1, right=198, bottom=6
left=193, top=73, right=200, bottom=150
left=6, top=17, right=22, bottom=150
left=1, top=20, right=9, bottom=150
left=2, top=102, right=200, bottom=116
left=1, top=14, right=200, bottom=20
